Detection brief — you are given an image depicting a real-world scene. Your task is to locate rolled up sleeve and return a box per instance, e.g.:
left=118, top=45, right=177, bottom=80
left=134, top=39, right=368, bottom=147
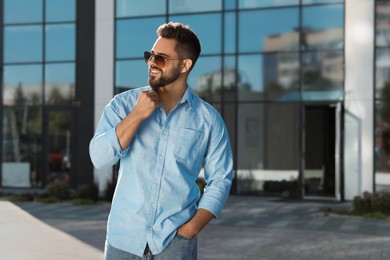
left=89, top=99, right=130, bottom=169
left=198, top=114, right=233, bottom=217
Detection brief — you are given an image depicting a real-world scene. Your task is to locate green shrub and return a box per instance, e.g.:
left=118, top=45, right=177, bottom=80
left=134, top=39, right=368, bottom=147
left=46, top=181, right=71, bottom=200
left=75, top=182, right=99, bottom=202
left=353, top=191, right=390, bottom=216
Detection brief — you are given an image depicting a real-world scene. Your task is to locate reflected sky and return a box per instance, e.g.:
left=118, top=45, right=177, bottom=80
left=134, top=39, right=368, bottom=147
left=4, top=0, right=43, bottom=24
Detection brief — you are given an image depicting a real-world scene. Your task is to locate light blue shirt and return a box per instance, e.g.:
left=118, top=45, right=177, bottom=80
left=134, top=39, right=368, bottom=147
left=89, top=86, right=233, bottom=257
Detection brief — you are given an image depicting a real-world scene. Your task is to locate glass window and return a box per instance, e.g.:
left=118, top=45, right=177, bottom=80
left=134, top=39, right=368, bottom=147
left=116, top=18, right=166, bottom=59
left=169, top=14, right=222, bottom=55
left=45, top=63, right=75, bottom=105
left=188, top=56, right=222, bottom=103
left=303, top=0, right=343, bottom=4
left=375, top=101, right=390, bottom=193
left=376, top=48, right=390, bottom=99
left=4, top=0, right=43, bottom=24
left=116, top=0, right=166, bottom=17
left=2, top=106, right=42, bottom=188
left=3, top=65, right=42, bottom=106
left=239, top=0, right=299, bottom=9
left=223, top=55, right=237, bottom=102
left=239, top=8, right=299, bottom=53
left=115, top=60, right=147, bottom=93
left=169, top=0, right=221, bottom=13
left=46, top=0, right=76, bottom=22
left=302, top=5, right=344, bottom=50
left=237, top=103, right=299, bottom=195
left=225, top=0, right=236, bottom=10
left=376, top=1, right=390, bottom=47
left=4, top=25, right=43, bottom=63
left=302, top=50, right=344, bottom=100
left=45, top=24, right=75, bottom=62
left=238, top=53, right=300, bottom=101
left=224, top=12, right=236, bottom=54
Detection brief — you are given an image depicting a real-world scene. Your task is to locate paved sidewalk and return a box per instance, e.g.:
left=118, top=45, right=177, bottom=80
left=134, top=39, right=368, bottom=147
left=0, top=201, right=103, bottom=260
left=4, top=196, right=390, bottom=259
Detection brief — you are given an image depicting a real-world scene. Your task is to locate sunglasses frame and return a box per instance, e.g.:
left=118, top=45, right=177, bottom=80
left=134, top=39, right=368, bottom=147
left=144, top=51, right=187, bottom=69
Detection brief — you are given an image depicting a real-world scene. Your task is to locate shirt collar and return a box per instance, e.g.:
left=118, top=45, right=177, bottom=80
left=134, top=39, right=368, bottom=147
left=179, top=87, right=196, bottom=110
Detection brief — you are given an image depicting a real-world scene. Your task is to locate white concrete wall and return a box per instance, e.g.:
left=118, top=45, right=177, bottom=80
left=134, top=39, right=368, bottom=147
left=344, top=0, right=374, bottom=196
left=94, top=0, right=115, bottom=193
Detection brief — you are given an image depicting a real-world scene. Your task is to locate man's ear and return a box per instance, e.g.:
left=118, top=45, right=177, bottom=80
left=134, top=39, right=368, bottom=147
left=181, top=59, right=193, bottom=73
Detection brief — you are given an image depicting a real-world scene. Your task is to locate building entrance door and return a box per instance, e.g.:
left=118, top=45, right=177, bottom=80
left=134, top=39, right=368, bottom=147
left=303, top=104, right=341, bottom=200
left=43, top=108, right=74, bottom=187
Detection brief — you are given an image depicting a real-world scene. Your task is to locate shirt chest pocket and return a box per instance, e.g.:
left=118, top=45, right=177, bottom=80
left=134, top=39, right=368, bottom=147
left=169, top=128, right=204, bottom=164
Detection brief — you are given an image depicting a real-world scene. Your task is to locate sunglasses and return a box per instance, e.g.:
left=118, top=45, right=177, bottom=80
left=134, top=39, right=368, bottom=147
left=144, top=51, right=186, bottom=69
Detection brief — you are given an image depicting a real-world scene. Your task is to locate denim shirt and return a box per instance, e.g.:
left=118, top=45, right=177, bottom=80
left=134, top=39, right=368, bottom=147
left=89, top=86, right=233, bottom=257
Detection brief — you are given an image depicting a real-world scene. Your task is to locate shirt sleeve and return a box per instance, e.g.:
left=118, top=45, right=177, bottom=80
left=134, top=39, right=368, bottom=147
left=89, top=98, right=130, bottom=169
left=198, top=112, right=233, bottom=218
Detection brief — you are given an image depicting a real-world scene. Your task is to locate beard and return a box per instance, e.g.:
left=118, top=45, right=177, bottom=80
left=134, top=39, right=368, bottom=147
left=148, top=64, right=181, bottom=90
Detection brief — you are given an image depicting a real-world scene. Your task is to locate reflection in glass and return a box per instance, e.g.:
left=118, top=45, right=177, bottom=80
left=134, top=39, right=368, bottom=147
left=2, top=106, right=42, bottom=188
left=223, top=56, right=236, bottom=102
left=169, top=0, right=221, bottom=13
left=239, top=8, right=299, bottom=52
left=116, top=60, right=148, bottom=94
left=46, top=0, right=76, bottom=22
left=303, top=0, right=343, bottom=4
left=116, top=0, right=165, bottom=17
left=169, top=14, right=222, bottom=55
left=302, top=50, right=343, bottom=100
left=238, top=53, right=300, bottom=101
left=45, top=63, right=75, bottom=105
left=116, top=18, right=166, bottom=58
left=4, top=0, right=43, bottom=24
left=376, top=101, right=390, bottom=192
left=4, top=25, right=43, bottom=63
left=302, top=5, right=344, bottom=50
left=376, top=2, right=390, bottom=47
left=376, top=48, right=390, bottom=99
left=225, top=0, right=236, bottom=10
left=239, top=0, right=299, bottom=8
left=3, top=65, right=42, bottom=106
left=188, top=56, right=221, bottom=102
left=237, top=103, right=299, bottom=195
left=46, top=24, right=75, bottom=62
left=224, top=12, right=236, bottom=54
left=47, top=111, right=72, bottom=185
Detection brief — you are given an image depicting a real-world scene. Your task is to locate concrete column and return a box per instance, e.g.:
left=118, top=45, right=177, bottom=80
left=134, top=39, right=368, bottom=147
left=344, top=0, right=374, bottom=197
left=94, top=0, right=115, bottom=193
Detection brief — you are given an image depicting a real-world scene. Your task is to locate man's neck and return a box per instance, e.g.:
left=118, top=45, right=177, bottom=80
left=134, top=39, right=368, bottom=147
left=156, top=82, right=187, bottom=115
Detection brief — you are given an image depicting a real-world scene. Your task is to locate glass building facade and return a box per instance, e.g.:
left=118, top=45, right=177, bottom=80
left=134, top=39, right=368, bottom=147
left=0, top=0, right=95, bottom=189
left=1, top=0, right=389, bottom=201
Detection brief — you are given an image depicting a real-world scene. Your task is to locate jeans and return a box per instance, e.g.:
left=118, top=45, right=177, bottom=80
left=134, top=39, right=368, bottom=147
left=105, top=234, right=197, bottom=260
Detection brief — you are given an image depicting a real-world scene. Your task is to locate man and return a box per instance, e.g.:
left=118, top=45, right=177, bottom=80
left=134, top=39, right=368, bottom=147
left=90, top=22, right=233, bottom=259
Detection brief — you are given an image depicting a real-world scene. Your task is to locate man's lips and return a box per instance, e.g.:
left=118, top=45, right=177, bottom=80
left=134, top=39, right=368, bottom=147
left=149, top=67, right=161, bottom=76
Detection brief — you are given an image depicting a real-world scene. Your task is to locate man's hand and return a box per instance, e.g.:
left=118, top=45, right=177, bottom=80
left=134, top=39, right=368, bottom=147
left=177, top=209, right=215, bottom=239
left=116, top=90, right=160, bottom=150
left=132, top=90, right=160, bottom=120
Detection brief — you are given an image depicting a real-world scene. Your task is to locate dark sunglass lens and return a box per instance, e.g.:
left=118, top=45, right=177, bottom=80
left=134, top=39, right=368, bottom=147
left=153, top=55, right=165, bottom=68
left=144, top=51, right=151, bottom=63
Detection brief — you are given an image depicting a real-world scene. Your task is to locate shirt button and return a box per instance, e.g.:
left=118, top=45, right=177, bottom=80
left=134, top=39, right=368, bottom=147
left=155, top=179, right=159, bottom=184
left=159, top=155, right=163, bottom=159
left=163, top=130, right=167, bottom=135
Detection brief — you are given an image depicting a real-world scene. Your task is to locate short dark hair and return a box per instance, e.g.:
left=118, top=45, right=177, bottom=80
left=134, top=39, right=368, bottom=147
left=157, top=22, right=201, bottom=71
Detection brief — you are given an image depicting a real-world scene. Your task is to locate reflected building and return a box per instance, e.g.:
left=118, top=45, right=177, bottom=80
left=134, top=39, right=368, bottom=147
left=1, top=0, right=390, bottom=201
